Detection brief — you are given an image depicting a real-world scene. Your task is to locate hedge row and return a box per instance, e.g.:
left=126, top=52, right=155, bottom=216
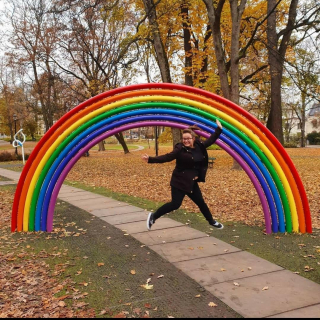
left=0, top=151, right=30, bottom=162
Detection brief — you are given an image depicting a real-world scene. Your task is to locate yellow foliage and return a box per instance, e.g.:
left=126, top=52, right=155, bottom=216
left=158, top=127, right=173, bottom=143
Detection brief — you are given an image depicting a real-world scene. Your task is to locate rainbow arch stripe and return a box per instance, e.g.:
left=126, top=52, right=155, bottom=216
left=11, top=83, right=312, bottom=234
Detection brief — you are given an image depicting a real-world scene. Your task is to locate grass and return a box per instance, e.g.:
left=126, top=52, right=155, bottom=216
left=1, top=150, right=319, bottom=286
left=1, top=184, right=240, bottom=318
left=0, top=176, right=10, bottom=181
left=0, top=162, right=25, bottom=172
left=90, top=144, right=141, bottom=151
left=63, top=180, right=320, bottom=285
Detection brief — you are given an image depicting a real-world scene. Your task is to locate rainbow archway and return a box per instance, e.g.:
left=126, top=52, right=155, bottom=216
left=11, top=84, right=312, bottom=234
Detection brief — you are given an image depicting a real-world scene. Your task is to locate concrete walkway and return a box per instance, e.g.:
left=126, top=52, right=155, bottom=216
left=1, top=167, right=320, bottom=318
left=0, top=140, right=9, bottom=146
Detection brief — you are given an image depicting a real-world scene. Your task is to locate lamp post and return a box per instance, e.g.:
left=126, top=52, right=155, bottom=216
left=13, top=114, right=18, bottom=155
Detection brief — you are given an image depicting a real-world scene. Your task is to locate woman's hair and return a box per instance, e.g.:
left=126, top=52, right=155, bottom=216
left=182, top=124, right=200, bottom=138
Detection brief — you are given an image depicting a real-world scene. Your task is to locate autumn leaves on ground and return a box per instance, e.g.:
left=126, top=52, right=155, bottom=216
left=0, top=144, right=320, bottom=318
left=0, top=186, right=239, bottom=319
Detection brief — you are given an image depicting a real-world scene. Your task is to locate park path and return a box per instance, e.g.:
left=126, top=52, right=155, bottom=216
left=1, top=167, right=320, bottom=318
left=0, top=140, right=9, bottom=145
left=131, top=145, right=145, bottom=151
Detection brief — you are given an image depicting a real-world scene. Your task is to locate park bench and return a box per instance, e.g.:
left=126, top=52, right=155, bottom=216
left=208, top=157, right=216, bottom=168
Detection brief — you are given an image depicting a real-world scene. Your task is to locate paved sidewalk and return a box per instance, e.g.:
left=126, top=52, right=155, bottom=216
left=0, top=140, right=9, bottom=146
left=1, top=167, right=320, bottom=318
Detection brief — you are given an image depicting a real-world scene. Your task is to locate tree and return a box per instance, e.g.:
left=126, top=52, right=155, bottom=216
left=140, top=0, right=183, bottom=147
left=23, top=117, right=38, bottom=140
left=51, top=0, right=141, bottom=153
left=0, top=58, right=27, bottom=142
left=266, top=0, right=320, bottom=144
left=287, top=44, right=320, bottom=147
left=8, top=0, right=65, bottom=132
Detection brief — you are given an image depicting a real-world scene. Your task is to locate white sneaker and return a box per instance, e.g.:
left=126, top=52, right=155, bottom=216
left=147, top=212, right=154, bottom=231
left=211, top=221, right=224, bottom=229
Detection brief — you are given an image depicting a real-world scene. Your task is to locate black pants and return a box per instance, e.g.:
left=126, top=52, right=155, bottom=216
left=153, top=183, right=215, bottom=224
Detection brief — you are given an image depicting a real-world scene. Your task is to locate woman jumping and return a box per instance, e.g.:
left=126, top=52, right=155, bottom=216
left=142, top=119, right=224, bottom=231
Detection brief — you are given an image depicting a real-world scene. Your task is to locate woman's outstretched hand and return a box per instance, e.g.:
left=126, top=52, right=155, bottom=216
left=142, top=154, right=149, bottom=162
left=216, top=119, right=223, bottom=129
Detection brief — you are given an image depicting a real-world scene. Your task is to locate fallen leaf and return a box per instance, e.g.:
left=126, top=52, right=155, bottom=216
left=262, top=286, right=269, bottom=291
left=141, top=284, right=153, bottom=290
left=130, top=270, right=136, bottom=275
left=234, top=282, right=240, bottom=286
left=133, top=308, right=141, bottom=315
left=114, top=312, right=127, bottom=318
left=208, top=302, right=217, bottom=307
left=97, top=263, right=104, bottom=267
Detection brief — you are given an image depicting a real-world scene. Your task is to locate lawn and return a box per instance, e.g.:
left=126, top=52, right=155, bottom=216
left=1, top=144, right=319, bottom=290
left=0, top=185, right=240, bottom=318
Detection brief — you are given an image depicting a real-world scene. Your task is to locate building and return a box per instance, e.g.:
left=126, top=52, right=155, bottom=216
left=286, top=104, right=320, bottom=144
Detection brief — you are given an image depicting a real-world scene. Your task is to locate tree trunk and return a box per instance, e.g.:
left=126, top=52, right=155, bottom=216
left=155, top=126, right=158, bottom=156
left=266, top=0, right=284, bottom=145
left=202, top=0, right=231, bottom=99
left=115, top=132, right=130, bottom=154
left=142, top=0, right=172, bottom=83
left=301, top=93, right=306, bottom=147
left=98, top=141, right=105, bottom=151
left=181, top=0, right=193, bottom=87
left=142, top=0, right=181, bottom=148
left=266, top=0, right=298, bottom=145
left=203, top=0, right=246, bottom=170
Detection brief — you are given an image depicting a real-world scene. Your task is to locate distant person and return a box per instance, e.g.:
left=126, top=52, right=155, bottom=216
left=142, top=119, right=224, bottom=231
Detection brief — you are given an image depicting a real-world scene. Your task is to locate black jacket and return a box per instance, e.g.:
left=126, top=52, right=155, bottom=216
left=148, top=127, right=222, bottom=193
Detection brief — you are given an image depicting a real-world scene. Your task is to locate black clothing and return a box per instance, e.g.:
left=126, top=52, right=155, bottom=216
left=148, top=127, right=222, bottom=193
left=191, top=144, right=203, bottom=177
left=153, top=184, right=216, bottom=224
left=148, top=127, right=222, bottom=224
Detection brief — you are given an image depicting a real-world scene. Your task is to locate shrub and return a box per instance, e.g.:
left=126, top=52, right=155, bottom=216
left=207, top=144, right=222, bottom=150
left=0, top=151, right=16, bottom=162
left=284, top=142, right=298, bottom=148
left=17, top=153, right=30, bottom=161
left=306, top=131, right=320, bottom=145
left=0, top=151, right=30, bottom=162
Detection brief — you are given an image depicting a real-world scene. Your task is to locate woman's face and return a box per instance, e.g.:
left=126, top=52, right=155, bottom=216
left=182, top=133, right=195, bottom=148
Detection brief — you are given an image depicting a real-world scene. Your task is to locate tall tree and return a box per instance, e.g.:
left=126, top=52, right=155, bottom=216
left=8, top=0, right=64, bottom=132
left=51, top=0, right=140, bottom=153
left=266, top=0, right=320, bottom=144
left=202, top=0, right=247, bottom=104
left=141, top=0, right=184, bottom=146
left=287, top=44, right=320, bottom=146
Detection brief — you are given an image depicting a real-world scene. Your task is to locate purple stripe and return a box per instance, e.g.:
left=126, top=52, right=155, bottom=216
left=47, top=121, right=271, bottom=233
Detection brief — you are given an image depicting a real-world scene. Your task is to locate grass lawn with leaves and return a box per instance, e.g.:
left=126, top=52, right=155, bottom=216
left=0, top=145, right=320, bottom=316
left=0, top=185, right=240, bottom=318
